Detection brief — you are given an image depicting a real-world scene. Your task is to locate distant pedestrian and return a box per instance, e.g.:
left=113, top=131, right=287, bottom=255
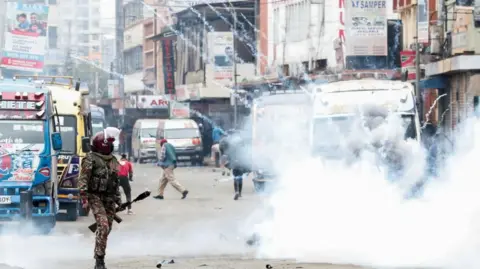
left=153, top=138, right=189, bottom=200
left=118, top=154, right=134, bottom=215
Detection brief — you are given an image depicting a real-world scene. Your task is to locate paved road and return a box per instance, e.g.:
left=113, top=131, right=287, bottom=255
left=0, top=162, right=363, bottom=269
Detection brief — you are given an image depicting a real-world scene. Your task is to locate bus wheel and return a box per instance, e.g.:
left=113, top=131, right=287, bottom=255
left=35, top=217, right=56, bottom=235
left=66, top=203, right=78, bottom=221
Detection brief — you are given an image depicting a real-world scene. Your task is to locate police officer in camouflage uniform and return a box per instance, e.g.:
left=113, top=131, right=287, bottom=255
left=79, top=130, right=122, bottom=269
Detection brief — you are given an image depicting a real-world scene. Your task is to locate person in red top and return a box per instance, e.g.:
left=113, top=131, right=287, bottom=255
left=118, top=154, right=134, bottom=214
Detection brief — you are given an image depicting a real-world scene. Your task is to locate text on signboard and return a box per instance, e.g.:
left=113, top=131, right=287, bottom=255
left=0, top=101, right=36, bottom=110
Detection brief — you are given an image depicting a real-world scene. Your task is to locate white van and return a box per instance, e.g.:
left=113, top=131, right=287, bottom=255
left=132, top=119, right=161, bottom=163
left=155, top=119, right=203, bottom=165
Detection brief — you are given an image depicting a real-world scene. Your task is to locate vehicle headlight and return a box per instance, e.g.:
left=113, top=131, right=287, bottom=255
left=32, top=184, right=47, bottom=196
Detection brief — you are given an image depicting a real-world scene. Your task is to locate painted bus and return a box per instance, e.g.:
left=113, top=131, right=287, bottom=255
left=0, top=76, right=63, bottom=233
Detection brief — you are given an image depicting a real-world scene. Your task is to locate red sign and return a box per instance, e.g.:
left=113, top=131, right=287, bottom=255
left=400, top=50, right=416, bottom=80
left=0, top=92, right=46, bottom=119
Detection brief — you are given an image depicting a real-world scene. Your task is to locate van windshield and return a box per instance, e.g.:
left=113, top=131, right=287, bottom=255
left=140, top=128, right=157, bottom=138
left=165, top=128, right=200, bottom=139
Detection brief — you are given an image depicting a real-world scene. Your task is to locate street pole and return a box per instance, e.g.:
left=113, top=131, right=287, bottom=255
left=115, top=0, right=125, bottom=127
left=233, top=10, right=238, bottom=128
left=153, top=8, right=158, bottom=93
left=415, top=2, right=422, bottom=121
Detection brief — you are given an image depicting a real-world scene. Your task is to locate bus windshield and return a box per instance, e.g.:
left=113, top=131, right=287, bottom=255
left=164, top=128, right=200, bottom=139
left=91, top=119, right=105, bottom=136
left=58, top=115, right=77, bottom=154
left=0, top=120, right=46, bottom=152
left=140, top=128, right=157, bottom=138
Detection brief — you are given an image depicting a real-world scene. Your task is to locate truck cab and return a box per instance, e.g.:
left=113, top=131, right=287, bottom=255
left=0, top=77, right=63, bottom=233
left=30, top=76, right=92, bottom=221
left=310, top=72, right=421, bottom=164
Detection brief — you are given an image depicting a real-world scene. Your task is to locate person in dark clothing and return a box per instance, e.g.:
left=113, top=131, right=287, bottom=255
left=78, top=130, right=122, bottom=269
left=117, top=154, right=134, bottom=214
left=221, top=130, right=250, bottom=200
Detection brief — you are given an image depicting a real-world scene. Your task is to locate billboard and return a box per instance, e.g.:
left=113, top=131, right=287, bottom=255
left=1, top=2, right=49, bottom=72
left=345, top=1, right=387, bottom=56
left=210, top=32, right=234, bottom=80
left=418, top=0, right=429, bottom=43
left=170, top=102, right=190, bottom=119
left=161, top=39, right=176, bottom=95
left=136, top=95, right=169, bottom=109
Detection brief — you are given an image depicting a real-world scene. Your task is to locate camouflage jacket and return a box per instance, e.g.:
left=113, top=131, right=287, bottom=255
left=78, top=152, right=122, bottom=205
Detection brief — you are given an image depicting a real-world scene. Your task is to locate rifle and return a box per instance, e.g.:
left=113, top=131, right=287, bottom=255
left=88, top=191, right=151, bottom=233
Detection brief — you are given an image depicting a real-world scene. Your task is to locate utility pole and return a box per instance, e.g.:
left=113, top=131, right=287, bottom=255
left=115, top=0, right=125, bottom=126
left=153, top=8, right=158, bottom=93
left=415, top=2, right=422, bottom=121
left=64, top=20, right=73, bottom=76
left=233, top=9, right=238, bottom=128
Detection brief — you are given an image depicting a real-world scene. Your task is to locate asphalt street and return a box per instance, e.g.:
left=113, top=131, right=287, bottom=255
left=0, top=162, right=364, bottom=269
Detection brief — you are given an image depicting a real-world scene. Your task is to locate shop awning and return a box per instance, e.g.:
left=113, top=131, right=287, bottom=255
left=419, top=76, right=448, bottom=89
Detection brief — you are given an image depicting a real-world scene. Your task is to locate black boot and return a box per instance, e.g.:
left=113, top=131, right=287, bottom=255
left=95, top=257, right=106, bottom=269
left=233, top=181, right=239, bottom=200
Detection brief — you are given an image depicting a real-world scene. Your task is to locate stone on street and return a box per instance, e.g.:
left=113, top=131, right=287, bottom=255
left=0, top=163, right=363, bottom=269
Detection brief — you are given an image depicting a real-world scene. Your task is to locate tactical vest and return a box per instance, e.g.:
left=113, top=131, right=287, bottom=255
left=87, top=153, right=120, bottom=195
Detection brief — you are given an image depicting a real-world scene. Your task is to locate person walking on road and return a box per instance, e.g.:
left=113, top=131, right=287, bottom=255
left=222, top=130, right=250, bottom=200
left=118, top=154, right=134, bottom=215
left=78, top=130, right=122, bottom=269
left=153, top=138, right=189, bottom=200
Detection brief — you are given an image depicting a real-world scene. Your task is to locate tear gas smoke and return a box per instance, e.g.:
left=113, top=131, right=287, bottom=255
left=254, top=104, right=480, bottom=269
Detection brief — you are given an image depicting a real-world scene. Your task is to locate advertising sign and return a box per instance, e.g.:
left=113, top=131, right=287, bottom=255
left=211, top=32, right=234, bottom=80
left=170, top=102, right=190, bottom=119
left=107, top=79, right=121, bottom=99
left=136, top=95, right=169, bottom=109
left=418, top=0, right=429, bottom=43
left=1, top=2, right=49, bottom=72
left=400, top=50, right=416, bottom=80
left=161, top=39, right=176, bottom=95
left=345, top=1, right=388, bottom=56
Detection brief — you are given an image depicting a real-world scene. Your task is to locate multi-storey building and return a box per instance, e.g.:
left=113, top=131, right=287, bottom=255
left=123, top=0, right=164, bottom=94
left=415, top=0, right=480, bottom=136
left=58, top=0, right=109, bottom=66
left=260, top=0, right=399, bottom=76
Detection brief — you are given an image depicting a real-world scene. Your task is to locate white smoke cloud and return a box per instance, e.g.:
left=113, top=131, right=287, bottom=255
left=254, top=104, right=480, bottom=269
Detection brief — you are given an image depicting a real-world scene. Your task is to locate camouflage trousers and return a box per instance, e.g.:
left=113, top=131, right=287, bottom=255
left=88, top=194, right=116, bottom=259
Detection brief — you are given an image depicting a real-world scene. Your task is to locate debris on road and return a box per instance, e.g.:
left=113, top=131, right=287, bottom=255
left=156, top=259, right=175, bottom=268
left=246, top=233, right=261, bottom=246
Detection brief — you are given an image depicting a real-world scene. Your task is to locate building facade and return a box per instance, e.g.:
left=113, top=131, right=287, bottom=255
left=259, top=0, right=399, bottom=77
left=416, top=0, right=480, bottom=136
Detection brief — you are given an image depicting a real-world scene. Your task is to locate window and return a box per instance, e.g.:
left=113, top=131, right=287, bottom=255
left=79, top=34, right=89, bottom=43
left=273, top=8, right=280, bottom=45
left=124, top=2, right=144, bottom=27
left=286, top=0, right=309, bottom=42
left=92, top=34, right=99, bottom=41
left=49, top=0, right=57, bottom=4
left=124, top=46, right=143, bottom=74
left=78, top=21, right=89, bottom=31
left=92, top=20, right=100, bottom=28
left=92, top=45, right=100, bottom=52
left=456, top=0, right=473, bottom=5
left=48, top=26, right=58, bottom=49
